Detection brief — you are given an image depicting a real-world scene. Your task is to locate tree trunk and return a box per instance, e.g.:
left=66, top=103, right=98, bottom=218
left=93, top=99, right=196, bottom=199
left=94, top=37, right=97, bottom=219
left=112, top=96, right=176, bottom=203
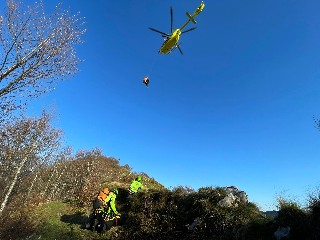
left=26, top=172, right=38, bottom=201
left=0, top=155, right=28, bottom=216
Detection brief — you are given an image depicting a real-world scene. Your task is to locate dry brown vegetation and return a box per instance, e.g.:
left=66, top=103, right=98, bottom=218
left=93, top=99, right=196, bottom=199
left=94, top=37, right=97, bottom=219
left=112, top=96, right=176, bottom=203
left=0, top=148, right=164, bottom=240
left=0, top=106, right=64, bottom=215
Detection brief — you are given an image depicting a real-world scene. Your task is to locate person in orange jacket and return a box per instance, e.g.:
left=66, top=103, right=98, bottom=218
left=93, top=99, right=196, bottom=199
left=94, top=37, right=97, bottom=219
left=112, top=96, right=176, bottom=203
left=92, top=187, right=109, bottom=210
left=143, top=77, right=149, bottom=88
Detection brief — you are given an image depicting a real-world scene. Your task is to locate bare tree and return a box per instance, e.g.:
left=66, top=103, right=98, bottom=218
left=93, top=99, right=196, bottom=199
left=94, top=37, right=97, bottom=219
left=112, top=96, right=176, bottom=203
left=313, top=115, right=320, bottom=132
left=0, top=106, right=64, bottom=216
left=0, top=0, right=86, bottom=126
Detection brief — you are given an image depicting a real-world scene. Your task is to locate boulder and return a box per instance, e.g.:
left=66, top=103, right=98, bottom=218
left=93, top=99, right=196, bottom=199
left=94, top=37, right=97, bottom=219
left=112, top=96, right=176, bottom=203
left=216, top=186, right=248, bottom=207
left=223, top=186, right=248, bottom=203
left=223, top=186, right=240, bottom=195
left=274, top=226, right=290, bottom=240
left=217, top=193, right=239, bottom=207
left=238, top=191, right=248, bottom=203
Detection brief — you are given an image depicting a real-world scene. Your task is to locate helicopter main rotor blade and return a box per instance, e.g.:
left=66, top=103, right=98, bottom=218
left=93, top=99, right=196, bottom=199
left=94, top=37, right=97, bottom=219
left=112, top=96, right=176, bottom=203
left=178, top=45, right=183, bottom=55
left=181, top=27, right=197, bottom=34
left=171, top=6, right=173, bottom=34
left=149, top=28, right=170, bottom=36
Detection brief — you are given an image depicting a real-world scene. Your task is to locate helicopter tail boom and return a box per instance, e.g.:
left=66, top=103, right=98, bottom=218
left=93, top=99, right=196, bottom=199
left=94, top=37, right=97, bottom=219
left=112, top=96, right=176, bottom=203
left=180, top=1, right=205, bottom=31
left=193, top=1, right=205, bottom=18
left=186, top=1, right=205, bottom=24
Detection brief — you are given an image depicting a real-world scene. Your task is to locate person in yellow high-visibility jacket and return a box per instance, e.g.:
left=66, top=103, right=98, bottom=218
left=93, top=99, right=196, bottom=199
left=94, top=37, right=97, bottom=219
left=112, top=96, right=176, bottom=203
left=129, top=176, right=144, bottom=195
left=105, top=189, right=121, bottom=216
left=87, top=190, right=120, bottom=232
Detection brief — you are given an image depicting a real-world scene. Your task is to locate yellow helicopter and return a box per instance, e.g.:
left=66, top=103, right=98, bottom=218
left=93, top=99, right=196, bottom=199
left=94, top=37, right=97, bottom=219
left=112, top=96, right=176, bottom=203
left=149, top=1, right=205, bottom=55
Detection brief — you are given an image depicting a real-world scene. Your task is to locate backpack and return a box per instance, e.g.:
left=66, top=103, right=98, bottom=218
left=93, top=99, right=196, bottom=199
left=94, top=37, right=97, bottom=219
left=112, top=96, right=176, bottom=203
left=97, top=188, right=109, bottom=202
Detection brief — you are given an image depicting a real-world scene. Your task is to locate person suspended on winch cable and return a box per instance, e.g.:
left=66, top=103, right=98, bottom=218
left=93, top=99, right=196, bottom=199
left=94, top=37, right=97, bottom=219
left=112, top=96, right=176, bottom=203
left=129, top=176, right=144, bottom=195
left=143, top=77, right=149, bottom=88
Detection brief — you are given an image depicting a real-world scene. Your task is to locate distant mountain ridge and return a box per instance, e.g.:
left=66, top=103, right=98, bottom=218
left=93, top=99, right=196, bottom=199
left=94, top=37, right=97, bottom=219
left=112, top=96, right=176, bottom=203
left=260, top=210, right=279, bottom=217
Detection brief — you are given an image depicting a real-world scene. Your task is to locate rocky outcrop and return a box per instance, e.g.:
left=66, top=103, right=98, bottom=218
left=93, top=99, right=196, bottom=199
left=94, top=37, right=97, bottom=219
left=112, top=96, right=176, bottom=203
left=217, top=193, right=239, bottom=207
left=217, top=186, right=248, bottom=208
left=274, top=226, right=290, bottom=240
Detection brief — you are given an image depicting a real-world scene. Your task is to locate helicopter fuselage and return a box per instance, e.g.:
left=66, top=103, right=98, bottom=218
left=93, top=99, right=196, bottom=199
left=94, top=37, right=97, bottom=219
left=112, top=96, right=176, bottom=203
left=150, top=1, right=205, bottom=55
left=160, top=29, right=181, bottom=54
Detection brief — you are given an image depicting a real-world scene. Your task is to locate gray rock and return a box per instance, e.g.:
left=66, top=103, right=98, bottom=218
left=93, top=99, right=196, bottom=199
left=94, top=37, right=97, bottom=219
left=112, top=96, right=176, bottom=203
left=222, top=186, right=248, bottom=203
left=217, top=193, right=239, bottom=207
left=238, top=191, right=248, bottom=203
left=223, top=186, right=240, bottom=195
left=274, top=226, right=290, bottom=240
left=217, top=186, right=248, bottom=207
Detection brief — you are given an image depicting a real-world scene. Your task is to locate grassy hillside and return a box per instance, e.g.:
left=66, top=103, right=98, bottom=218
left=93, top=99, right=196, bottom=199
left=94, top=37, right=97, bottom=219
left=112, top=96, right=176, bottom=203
left=0, top=154, right=319, bottom=240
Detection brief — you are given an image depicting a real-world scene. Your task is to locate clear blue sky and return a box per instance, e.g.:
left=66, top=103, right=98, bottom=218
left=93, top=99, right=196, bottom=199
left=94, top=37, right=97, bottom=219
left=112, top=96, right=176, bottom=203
left=4, top=0, right=320, bottom=211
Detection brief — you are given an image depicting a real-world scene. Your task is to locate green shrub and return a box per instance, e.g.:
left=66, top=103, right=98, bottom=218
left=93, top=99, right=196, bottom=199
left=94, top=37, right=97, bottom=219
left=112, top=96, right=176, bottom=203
left=276, top=198, right=311, bottom=240
left=307, top=188, right=320, bottom=239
